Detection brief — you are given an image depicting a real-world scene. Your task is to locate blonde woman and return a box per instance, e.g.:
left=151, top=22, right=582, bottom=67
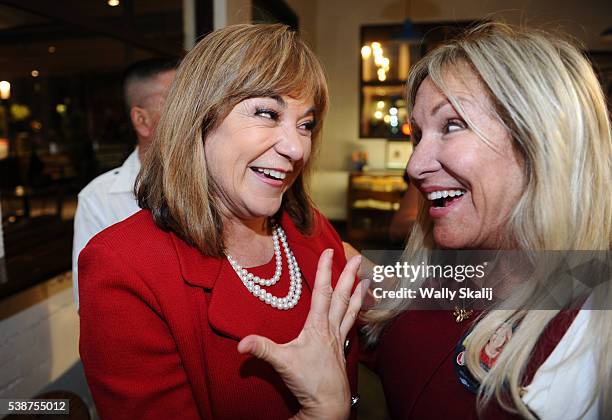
left=241, top=22, right=611, bottom=419
left=78, top=24, right=366, bottom=420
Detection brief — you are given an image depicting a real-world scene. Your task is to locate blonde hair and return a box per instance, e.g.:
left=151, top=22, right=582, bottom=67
left=364, top=22, right=612, bottom=418
left=137, top=24, right=328, bottom=256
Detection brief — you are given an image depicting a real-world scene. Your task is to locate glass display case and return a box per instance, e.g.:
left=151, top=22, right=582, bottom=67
left=359, top=21, right=477, bottom=140
left=0, top=1, right=187, bottom=300
left=359, top=24, right=419, bottom=139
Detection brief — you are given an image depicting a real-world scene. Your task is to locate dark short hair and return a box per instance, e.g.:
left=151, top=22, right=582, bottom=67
left=122, top=57, right=179, bottom=107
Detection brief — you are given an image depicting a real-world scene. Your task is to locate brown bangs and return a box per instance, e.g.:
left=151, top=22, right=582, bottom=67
left=137, top=23, right=328, bottom=257
left=221, top=25, right=328, bottom=135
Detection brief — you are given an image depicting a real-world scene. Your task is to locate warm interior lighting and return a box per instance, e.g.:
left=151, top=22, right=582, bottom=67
left=402, top=123, right=412, bottom=136
left=48, top=45, right=56, bottom=53
left=11, top=104, right=31, bottom=121
left=374, top=111, right=383, bottom=119
left=361, top=45, right=372, bottom=59
left=0, top=81, right=10, bottom=100
left=56, top=104, right=67, bottom=114
left=376, top=101, right=385, bottom=109
left=369, top=41, right=390, bottom=81
left=0, top=138, right=8, bottom=159
left=108, top=0, right=120, bottom=6
left=31, top=70, right=39, bottom=77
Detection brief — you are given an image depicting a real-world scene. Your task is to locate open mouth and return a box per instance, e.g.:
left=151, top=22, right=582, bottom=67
left=427, top=189, right=466, bottom=208
left=250, top=167, right=287, bottom=181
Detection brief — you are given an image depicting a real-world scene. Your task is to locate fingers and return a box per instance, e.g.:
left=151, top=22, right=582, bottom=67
left=304, top=249, right=334, bottom=328
left=339, top=279, right=370, bottom=340
left=238, top=335, right=285, bottom=370
left=328, top=255, right=362, bottom=328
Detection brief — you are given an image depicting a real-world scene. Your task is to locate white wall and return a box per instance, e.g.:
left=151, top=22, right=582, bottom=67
left=313, top=0, right=403, bottom=171
left=412, top=0, right=611, bottom=51
left=285, top=0, right=319, bottom=50
left=215, top=0, right=252, bottom=29
left=0, top=275, right=79, bottom=404
left=306, top=0, right=406, bottom=219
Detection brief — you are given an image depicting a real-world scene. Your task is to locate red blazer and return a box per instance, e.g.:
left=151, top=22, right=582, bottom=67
left=79, top=209, right=358, bottom=420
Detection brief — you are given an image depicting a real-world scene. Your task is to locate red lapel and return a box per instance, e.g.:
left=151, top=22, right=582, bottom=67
left=170, top=213, right=342, bottom=344
left=170, top=232, right=222, bottom=289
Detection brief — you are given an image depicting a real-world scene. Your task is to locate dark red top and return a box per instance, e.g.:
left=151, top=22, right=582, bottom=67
left=366, top=309, right=578, bottom=419
left=79, top=209, right=359, bottom=420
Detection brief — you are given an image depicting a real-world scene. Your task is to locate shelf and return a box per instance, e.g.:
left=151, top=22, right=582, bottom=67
left=346, top=171, right=406, bottom=242
left=352, top=198, right=399, bottom=211
left=362, top=80, right=406, bottom=87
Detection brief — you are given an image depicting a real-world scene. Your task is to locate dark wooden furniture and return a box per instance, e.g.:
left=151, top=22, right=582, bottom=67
left=346, top=171, right=406, bottom=243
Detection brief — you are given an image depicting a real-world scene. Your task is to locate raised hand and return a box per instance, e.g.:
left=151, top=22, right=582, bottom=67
left=238, top=249, right=369, bottom=420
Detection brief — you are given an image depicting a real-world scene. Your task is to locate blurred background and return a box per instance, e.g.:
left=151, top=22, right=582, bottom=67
left=0, top=1, right=609, bottom=419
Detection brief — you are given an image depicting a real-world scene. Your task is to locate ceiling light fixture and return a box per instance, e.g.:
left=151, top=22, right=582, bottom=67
left=0, top=81, right=10, bottom=100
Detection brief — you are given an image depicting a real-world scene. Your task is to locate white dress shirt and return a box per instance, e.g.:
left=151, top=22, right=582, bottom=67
left=72, top=149, right=141, bottom=310
left=522, top=308, right=599, bottom=419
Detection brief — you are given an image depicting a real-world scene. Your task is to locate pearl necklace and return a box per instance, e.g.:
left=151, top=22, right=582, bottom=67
left=226, top=225, right=302, bottom=310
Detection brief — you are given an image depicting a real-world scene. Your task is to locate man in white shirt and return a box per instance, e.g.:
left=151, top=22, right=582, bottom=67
left=72, top=58, right=177, bottom=310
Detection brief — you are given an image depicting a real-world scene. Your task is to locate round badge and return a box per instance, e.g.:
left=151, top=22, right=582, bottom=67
left=456, top=350, right=465, bottom=366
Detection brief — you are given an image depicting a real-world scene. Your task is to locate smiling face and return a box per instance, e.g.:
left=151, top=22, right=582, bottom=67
left=204, top=95, right=316, bottom=222
left=406, top=69, right=525, bottom=249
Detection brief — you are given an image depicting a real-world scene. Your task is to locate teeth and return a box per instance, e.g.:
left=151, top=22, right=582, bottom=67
left=254, top=167, right=286, bottom=180
left=272, top=170, right=286, bottom=180
left=427, top=189, right=465, bottom=201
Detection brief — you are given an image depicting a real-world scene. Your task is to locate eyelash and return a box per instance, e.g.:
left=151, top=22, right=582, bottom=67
left=410, top=119, right=465, bottom=146
left=300, top=120, right=316, bottom=132
left=443, top=119, right=466, bottom=134
left=255, top=108, right=279, bottom=120
left=255, top=107, right=315, bottom=132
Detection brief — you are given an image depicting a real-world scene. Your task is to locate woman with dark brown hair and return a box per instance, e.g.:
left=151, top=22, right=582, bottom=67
left=78, top=24, right=366, bottom=420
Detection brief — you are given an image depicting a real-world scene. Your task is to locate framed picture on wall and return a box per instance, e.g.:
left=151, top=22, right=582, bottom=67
left=386, top=141, right=413, bottom=169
